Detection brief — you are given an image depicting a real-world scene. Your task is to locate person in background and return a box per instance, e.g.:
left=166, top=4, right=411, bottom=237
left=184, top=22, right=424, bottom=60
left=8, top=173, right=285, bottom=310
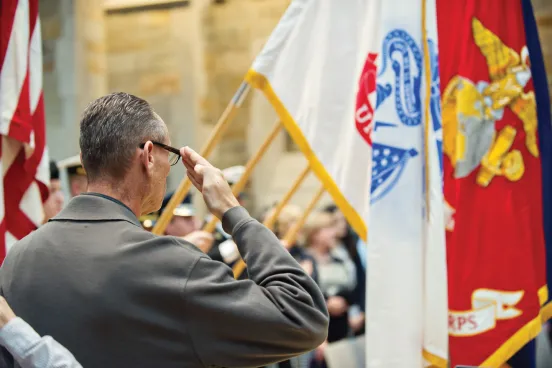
left=42, top=161, right=65, bottom=223
left=272, top=204, right=318, bottom=284
left=161, top=192, right=199, bottom=236
left=269, top=204, right=320, bottom=368
left=66, top=163, right=87, bottom=197
left=302, top=211, right=357, bottom=368
left=0, top=296, right=81, bottom=368
left=160, top=191, right=214, bottom=254
left=322, top=205, right=366, bottom=336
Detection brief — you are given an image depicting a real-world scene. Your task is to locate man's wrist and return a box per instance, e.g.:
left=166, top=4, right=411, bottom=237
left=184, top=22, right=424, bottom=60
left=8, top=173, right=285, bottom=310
left=221, top=206, right=251, bottom=235
left=219, top=204, right=240, bottom=218
left=0, top=315, right=15, bottom=328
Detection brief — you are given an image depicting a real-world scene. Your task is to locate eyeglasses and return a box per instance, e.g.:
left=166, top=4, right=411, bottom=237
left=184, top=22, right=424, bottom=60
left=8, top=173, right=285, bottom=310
left=139, top=141, right=181, bottom=166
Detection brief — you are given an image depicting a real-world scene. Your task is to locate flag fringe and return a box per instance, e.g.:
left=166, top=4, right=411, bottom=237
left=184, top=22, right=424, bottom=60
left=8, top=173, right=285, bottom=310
left=423, top=349, right=447, bottom=368
left=480, top=305, right=548, bottom=367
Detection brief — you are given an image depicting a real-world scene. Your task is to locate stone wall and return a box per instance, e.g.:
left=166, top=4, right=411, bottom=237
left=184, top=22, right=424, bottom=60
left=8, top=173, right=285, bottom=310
left=197, top=0, right=291, bottom=213
left=198, top=0, right=290, bottom=169
left=40, top=0, right=107, bottom=162
left=104, top=1, right=203, bottom=190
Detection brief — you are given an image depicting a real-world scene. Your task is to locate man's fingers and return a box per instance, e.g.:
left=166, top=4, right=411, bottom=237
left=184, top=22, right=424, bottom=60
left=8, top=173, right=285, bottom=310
left=181, top=147, right=211, bottom=168
left=193, top=164, right=206, bottom=176
left=186, top=171, right=202, bottom=191
left=186, top=164, right=206, bottom=188
left=181, top=154, right=197, bottom=173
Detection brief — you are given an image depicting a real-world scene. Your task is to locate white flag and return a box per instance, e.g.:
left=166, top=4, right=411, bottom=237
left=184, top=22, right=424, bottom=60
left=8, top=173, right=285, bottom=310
left=246, top=0, right=382, bottom=240
left=365, top=0, right=448, bottom=367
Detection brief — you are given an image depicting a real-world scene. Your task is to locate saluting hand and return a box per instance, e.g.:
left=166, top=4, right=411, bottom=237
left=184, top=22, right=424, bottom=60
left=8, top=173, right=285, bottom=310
left=180, top=147, right=240, bottom=220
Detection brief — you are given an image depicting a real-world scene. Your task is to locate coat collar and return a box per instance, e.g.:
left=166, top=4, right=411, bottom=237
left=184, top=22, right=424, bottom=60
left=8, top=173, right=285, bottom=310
left=50, top=193, right=142, bottom=227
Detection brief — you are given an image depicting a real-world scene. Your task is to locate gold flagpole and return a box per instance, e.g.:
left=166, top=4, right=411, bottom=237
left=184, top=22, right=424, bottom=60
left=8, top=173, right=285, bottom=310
left=231, top=165, right=311, bottom=278
left=202, top=120, right=283, bottom=233
left=152, top=82, right=250, bottom=235
left=263, top=164, right=310, bottom=231
left=282, top=184, right=325, bottom=246
left=232, top=183, right=325, bottom=279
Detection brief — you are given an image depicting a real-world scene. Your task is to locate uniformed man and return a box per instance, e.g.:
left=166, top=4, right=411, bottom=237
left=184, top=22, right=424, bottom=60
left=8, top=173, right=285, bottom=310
left=42, top=160, right=65, bottom=223
left=58, top=155, right=88, bottom=198
left=67, top=163, right=87, bottom=197
left=160, top=192, right=199, bottom=237
left=160, top=191, right=214, bottom=254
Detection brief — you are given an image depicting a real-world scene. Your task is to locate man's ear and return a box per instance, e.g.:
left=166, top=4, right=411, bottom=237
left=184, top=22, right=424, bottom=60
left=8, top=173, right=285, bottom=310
left=141, top=141, right=155, bottom=174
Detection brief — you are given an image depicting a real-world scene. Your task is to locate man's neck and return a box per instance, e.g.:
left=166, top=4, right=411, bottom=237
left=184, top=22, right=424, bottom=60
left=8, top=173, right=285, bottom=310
left=87, top=182, right=142, bottom=218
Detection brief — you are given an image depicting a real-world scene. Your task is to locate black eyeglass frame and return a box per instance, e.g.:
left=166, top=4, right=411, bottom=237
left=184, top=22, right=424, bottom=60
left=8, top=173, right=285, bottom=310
left=139, top=141, right=181, bottom=166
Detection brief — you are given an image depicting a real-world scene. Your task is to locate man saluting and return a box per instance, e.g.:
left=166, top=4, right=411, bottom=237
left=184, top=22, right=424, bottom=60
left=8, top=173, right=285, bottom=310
left=0, top=92, right=329, bottom=368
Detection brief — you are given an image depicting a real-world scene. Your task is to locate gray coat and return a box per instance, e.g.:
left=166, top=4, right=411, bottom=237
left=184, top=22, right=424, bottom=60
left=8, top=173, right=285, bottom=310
left=0, top=194, right=328, bottom=368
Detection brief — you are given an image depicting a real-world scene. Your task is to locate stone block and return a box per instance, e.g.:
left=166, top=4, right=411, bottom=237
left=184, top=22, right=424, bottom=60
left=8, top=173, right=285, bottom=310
left=106, top=11, right=171, bottom=53
left=107, top=52, right=138, bottom=74
left=108, top=72, right=140, bottom=93
left=139, top=72, right=181, bottom=96
left=135, top=49, right=178, bottom=74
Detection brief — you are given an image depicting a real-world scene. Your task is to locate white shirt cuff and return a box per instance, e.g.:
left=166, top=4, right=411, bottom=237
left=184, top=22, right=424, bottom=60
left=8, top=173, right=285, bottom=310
left=0, top=317, right=41, bottom=358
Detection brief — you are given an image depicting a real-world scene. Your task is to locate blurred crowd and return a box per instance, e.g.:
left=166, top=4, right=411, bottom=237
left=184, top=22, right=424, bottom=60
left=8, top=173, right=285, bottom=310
left=41, top=158, right=366, bottom=368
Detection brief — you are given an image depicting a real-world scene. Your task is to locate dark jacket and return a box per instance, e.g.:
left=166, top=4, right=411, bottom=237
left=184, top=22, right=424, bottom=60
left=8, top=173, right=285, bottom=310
left=0, top=194, right=328, bottom=368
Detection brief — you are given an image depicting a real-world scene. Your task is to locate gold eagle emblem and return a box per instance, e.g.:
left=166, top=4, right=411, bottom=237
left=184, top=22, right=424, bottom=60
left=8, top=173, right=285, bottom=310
left=442, top=18, right=538, bottom=187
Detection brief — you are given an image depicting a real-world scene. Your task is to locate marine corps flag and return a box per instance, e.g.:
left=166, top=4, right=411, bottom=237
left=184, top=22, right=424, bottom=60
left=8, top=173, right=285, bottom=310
left=437, top=0, right=551, bottom=366
left=245, top=0, right=381, bottom=240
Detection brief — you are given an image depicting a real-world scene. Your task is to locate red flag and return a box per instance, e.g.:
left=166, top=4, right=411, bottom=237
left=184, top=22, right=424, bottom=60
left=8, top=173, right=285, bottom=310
left=0, top=0, right=49, bottom=260
left=438, top=0, right=548, bottom=366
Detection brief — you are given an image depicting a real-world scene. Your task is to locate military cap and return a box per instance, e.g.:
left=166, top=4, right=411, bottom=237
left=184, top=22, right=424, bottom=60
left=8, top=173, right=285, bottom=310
left=159, top=191, right=195, bottom=218
left=57, top=154, right=86, bottom=176
left=67, top=164, right=86, bottom=176
left=221, top=165, right=245, bottom=185
left=221, top=165, right=247, bottom=200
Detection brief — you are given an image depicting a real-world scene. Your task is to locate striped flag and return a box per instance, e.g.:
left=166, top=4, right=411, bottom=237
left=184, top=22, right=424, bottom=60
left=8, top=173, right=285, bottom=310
left=0, top=0, right=49, bottom=260
left=245, top=0, right=379, bottom=242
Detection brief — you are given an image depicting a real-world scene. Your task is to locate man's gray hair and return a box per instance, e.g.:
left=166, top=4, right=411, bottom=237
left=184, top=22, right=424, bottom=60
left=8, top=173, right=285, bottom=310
left=79, top=92, right=166, bottom=181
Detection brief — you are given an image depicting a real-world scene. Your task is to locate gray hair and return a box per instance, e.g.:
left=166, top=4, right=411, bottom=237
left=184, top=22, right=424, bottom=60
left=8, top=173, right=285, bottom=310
left=79, top=92, right=166, bottom=181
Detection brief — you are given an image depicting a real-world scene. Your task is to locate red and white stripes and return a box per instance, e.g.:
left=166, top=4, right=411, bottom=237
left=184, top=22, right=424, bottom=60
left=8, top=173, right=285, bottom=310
left=0, top=0, right=49, bottom=259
